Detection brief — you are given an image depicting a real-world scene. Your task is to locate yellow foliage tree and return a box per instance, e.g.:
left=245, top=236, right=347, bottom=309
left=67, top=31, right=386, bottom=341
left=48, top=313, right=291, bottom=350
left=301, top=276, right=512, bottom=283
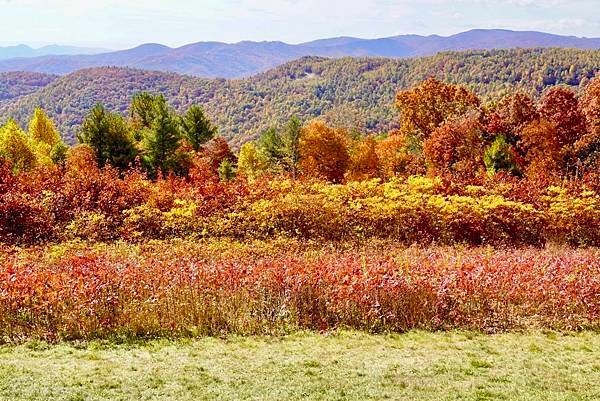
left=0, top=119, right=37, bottom=173
left=346, top=136, right=379, bottom=181
left=28, top=107, right=61, bottom=146
left=238, top=142, right=268, bottom=180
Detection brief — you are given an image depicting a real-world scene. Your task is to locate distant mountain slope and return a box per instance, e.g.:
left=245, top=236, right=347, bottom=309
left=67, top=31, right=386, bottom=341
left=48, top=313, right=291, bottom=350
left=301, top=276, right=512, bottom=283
left=0, top=44, right=108, bottom=60
left=0, top=48, right=598, bottom=147
left=0, top=71, right=58, bottom=101
left=0, top=29, right=598, bottom=78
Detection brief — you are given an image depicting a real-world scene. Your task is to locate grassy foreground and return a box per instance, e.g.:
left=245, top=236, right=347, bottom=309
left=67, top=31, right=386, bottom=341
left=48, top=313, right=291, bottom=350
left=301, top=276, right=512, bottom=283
left=0, top=331, right=599, bottom=401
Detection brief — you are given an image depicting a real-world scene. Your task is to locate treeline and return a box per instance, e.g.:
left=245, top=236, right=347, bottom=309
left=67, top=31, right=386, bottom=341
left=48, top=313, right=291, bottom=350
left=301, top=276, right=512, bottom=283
left=2, top=74, right=600, bottom=184
left=0, top=93, right=229, bottom=179
left=1, top=48, right=598, bottom=146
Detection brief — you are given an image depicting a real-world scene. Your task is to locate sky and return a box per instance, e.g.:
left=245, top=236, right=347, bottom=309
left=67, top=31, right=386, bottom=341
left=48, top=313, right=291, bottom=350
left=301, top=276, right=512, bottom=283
left=1, top=0, right=599, bottom=49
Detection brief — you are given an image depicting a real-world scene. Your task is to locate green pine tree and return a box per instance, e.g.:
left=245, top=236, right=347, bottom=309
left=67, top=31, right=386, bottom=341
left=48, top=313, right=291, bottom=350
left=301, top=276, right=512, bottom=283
left=78, top=104, right=138, bottom=170
left=139, top=96, right=182, bottom=176
left=181, top=105, right=217, bottom=152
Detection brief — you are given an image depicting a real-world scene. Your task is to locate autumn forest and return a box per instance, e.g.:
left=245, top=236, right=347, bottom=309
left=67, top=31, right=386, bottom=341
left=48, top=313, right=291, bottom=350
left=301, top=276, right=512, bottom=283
left=2, top=0, right=600, bottom=394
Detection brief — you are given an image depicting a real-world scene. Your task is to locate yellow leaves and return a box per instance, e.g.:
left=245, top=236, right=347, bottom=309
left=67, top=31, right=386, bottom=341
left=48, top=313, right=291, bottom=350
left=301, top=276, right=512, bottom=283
left=406, top=176, right=442, bottom=194
left=237, top=142, right=268, bottom=181
left=0, top=119, right=38, bottom=173
left=299, top=120, right=350, bottom=183
left=269, top=179, right=293, bottom=192
left=165, top=199, right=198, bottom=219
left=0, top=110, right=65, bottom=174
left=65, top=212, right=113, bottom=242
left=29, top=108, right=61, bottom=147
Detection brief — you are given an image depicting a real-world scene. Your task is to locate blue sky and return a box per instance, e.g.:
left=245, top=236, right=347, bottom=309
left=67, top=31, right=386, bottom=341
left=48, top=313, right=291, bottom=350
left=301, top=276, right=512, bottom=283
left=2, top=0, right=599, bottom=49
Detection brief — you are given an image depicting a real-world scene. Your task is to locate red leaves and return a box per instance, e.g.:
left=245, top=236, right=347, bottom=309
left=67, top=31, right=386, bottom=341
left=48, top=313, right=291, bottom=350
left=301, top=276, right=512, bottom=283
left=1, top=243, right=598, bottom=340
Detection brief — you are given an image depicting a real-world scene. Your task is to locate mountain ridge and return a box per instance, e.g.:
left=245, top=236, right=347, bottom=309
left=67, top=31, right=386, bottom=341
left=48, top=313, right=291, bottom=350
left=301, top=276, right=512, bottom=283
left=0, top=29, right=598, bottom=78
left=1, top=48, right=598, bottom=147
left=0, top=44, right=108, bottom=60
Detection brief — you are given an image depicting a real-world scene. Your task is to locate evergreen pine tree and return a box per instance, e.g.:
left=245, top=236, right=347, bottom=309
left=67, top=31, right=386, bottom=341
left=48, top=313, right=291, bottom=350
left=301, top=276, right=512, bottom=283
left=181, top=105, right=217, bottom=152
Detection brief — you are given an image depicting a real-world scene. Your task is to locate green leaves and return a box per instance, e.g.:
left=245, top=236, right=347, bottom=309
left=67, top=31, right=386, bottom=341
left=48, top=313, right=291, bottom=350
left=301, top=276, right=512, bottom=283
left=78, top=104, right=138, bottom=170
left=181, top=105, right=217, bottom=152
left=484, top=135, right=520, bottom=176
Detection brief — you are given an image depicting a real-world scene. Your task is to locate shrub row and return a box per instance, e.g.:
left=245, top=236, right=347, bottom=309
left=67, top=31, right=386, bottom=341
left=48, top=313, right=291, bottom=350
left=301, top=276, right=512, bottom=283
left=68, top=178, right=600, bottom=247
left=1, top=241, right=598, bottom=341
left=1, top=153, right=599, bottom=246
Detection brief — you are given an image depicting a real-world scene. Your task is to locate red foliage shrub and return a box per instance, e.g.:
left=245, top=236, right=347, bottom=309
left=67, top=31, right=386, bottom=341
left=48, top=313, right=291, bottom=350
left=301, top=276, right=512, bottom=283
left=1, top=242, right=598, bottom=340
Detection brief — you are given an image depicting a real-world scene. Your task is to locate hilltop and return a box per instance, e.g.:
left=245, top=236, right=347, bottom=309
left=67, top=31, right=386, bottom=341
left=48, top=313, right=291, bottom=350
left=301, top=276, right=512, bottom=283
left=0, top=48, right=598, bottom=146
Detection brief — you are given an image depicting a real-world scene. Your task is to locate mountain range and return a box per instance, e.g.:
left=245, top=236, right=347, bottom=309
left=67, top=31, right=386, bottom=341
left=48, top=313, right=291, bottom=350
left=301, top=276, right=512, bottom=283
left=0, top=29, right=599, bottom=78
left=0, top=44, right=107, bottom=60
left=1, top=48, right=598, bottom=147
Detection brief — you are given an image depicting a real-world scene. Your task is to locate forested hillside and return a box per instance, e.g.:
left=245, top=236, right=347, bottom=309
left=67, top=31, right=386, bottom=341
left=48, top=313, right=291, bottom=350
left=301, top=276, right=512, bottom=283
left=1, top=48, right=598, bottom=146
left=0, top=71, right=58, bottom=101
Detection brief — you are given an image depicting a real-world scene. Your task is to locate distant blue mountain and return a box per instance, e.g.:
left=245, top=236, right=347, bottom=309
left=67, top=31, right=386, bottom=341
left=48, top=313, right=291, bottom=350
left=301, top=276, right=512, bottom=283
left=0, top=44, right=108, bottom=60
left=0, top=29, right=598, bottom=78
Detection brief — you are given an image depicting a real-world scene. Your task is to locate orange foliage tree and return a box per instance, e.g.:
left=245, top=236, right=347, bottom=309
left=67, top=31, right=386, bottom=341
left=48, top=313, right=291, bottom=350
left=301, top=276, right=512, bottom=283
left=539, top=87, right=586, bottom=149
left=423, top=114, right=485, bottom=180
left=487, top=92, right=539, bottom=146
left=395, top=78, right=480, bottom=141
left=375, top=133, right=424, bottom=179
left=299, top=120, right=349, bottom=183
left=576, top=76, right=600, bottom=176
left=201, top=137, right=236, bottom=174
left=518, top=119, right=562, bottom=180
left=346, top=136, right=379, bottom=181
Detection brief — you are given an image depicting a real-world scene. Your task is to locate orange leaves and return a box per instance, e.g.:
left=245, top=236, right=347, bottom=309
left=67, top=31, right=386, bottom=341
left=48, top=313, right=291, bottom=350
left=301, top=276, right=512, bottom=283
left=539, top=86, right=586, bottom=149
left=2, top=161, right=600, bottom=246
left=346, top=136, right=379, bottom=181
left=423, top=114, right=485, bottom=180
left=299, top=120, right=350, bottom=183
left=375, top=133, right=423, bottom=179
left=489, top=92, right=538, bottom=142
left=201, top=136, right=236, bottom=174
left=576, top=77, right=600, bottom=173
left=518, top=119, right=562, bottom=180
left=395, top=78, right=480, bottom=141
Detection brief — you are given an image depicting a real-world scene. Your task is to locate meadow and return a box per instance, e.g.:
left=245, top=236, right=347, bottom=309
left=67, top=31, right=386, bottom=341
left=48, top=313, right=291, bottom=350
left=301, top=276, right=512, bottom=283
left=1, top=72, right=599, bottom=399
left=1, top=331, right=599, bottom=400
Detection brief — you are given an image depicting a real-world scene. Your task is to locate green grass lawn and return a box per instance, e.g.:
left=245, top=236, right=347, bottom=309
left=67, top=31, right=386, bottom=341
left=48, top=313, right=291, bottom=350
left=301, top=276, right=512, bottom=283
left=1, top=331, right=599, bottom=401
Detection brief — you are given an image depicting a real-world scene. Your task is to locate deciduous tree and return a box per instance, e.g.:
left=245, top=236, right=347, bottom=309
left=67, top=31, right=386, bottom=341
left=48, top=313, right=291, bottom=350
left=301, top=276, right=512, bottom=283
left=0, top=119, right=37, bottom=173
left=423, top=114, right=485, bottom=180
left=375, top=133, right=423, bottom=179
left=488, top=92, right=539, bottom=146
left=539, top=87, right=586, bottom=149
left=483, top=135, right=521, bottom=176
left=346, top=136, right=379, bottom=181
left=299, top=120, right=349, bottom=183
left=28, top=107, right=61, bottom=147
left=519, top=119, right=562, bottom=180
left=395, top=78, right=480, bottom=142
left=237, top=142, right=268, bottom=180
left=576, top=76, right=600, bottom=172
left=203, top=137, right=236, bottom=174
